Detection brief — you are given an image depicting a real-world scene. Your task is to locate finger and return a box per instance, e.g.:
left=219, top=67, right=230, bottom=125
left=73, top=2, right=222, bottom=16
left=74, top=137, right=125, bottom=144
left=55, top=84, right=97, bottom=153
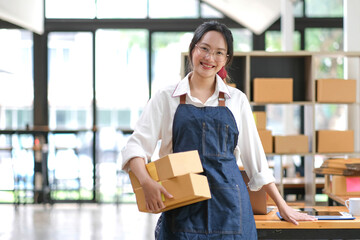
left=160, top=187, right=173, bottom=199
left=146, top=203, right=154, bottom=212
left=289, top=216, right=299, bottom=226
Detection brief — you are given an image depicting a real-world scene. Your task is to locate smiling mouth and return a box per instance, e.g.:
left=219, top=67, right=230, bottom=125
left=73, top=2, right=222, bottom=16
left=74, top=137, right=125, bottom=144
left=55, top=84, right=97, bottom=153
left=201, top=62, right=215, bottom=69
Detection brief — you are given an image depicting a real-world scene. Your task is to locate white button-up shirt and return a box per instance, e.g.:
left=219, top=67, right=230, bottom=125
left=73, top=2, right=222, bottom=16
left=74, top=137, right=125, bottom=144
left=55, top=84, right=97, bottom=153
left=121, top=73, right=275, bottom=191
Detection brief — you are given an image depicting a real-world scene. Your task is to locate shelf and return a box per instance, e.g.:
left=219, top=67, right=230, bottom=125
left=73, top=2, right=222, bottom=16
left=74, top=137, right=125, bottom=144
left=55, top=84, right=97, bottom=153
left=181, top=50, right=360, bottom=205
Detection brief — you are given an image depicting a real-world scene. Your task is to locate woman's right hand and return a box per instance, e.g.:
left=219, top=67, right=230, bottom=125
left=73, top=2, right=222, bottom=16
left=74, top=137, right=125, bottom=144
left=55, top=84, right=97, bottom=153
left=141, top=178, right=173, bottom=212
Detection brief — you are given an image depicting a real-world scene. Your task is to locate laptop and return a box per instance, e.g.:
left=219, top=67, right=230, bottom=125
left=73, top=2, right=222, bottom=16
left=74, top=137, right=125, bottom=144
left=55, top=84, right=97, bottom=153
left=240, top=170, right=273, bottom=215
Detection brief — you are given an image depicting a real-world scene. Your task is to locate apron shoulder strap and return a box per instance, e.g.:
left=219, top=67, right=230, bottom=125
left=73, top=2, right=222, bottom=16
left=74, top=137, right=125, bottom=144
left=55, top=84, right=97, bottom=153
left=218, top=92, right=226, bottom=107
left=180, top=94, right=186, bottom=104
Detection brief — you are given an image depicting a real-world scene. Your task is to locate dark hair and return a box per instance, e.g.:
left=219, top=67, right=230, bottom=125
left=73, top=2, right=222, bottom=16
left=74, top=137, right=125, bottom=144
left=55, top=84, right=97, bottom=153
left=188, top=21, right=234, bottom=70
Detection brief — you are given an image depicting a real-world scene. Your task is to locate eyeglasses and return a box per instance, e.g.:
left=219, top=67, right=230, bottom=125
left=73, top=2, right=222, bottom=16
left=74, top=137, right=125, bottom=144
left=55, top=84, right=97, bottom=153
left=195, top=44, right=228, bottom=62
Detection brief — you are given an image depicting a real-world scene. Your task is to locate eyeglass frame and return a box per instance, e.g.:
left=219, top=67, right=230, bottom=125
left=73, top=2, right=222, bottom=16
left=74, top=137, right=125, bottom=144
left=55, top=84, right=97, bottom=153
left=195, top=44, right=229, bottom=62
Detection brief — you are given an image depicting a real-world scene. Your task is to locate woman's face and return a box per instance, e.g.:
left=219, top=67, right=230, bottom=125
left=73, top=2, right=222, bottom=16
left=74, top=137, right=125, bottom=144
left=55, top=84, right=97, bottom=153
left=191, top=30, right=228, bottom=79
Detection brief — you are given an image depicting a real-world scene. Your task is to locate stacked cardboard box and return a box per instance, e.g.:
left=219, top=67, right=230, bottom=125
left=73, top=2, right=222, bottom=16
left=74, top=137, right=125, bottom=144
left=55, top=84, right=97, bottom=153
left=316, top=130, right=354, bottom=153
left=253, top=78, right=293, bottom=103
left=315, top=158, right=360, bottom=196
left=253, top=111, right=273, bottom=153
left=316, top=79, right=356, bottom=103
left=129, top=150, right=211, bottom=213
left=273, top=135, right=309, bottom=154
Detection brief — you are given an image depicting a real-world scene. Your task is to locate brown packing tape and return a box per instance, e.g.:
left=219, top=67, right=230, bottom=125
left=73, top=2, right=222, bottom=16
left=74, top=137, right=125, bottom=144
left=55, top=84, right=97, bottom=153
left=129, top=162, right=160, bottom=191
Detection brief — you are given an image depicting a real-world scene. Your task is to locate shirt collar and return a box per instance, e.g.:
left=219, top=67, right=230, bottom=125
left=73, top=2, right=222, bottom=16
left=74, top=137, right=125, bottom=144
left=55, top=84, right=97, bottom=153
left=172, top=72, right=231, bottom=99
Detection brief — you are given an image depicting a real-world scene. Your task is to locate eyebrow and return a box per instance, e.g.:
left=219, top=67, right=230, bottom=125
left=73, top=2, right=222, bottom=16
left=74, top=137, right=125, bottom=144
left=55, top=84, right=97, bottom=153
left=198, top=42, right=227, bottom=51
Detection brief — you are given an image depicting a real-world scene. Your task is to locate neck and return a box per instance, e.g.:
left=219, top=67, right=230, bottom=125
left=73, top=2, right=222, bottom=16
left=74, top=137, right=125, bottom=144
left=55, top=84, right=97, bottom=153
left=189, top=72, right=216, bottom=92
left=189, top=72, right=216, bottom=104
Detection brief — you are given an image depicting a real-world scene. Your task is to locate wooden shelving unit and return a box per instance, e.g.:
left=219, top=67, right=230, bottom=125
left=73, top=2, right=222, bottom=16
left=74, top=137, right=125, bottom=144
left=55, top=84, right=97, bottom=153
left=181, top=51, right=360, bottom=205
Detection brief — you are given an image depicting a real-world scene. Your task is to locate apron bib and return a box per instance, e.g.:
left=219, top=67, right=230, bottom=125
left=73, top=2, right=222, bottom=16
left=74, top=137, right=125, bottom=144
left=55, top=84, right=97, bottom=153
left=155, top=93, right=257, bottom=239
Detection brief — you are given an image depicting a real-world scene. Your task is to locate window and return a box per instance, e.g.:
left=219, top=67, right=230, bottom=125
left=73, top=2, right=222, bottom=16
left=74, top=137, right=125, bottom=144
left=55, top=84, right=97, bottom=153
left=149, top=0, right=199, bottom=18
left=46, top=0, right=96, bottom=19
left=96, top=0, right=147, bottom=18
left=151, top=32, right=193, bottom=95
left=95, top=29, right=149, bottom=129
left=48, top=32, right=93, bottom=130
left=265, top=31, right=301, bottom=51
left=305, top=0, right=343, bottom=17
left=0, top=29, right=33, bottom=129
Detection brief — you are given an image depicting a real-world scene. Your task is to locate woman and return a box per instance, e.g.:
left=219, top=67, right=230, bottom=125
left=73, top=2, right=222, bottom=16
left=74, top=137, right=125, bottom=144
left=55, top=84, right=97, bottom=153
left=122, top=21, right=316, bottom=239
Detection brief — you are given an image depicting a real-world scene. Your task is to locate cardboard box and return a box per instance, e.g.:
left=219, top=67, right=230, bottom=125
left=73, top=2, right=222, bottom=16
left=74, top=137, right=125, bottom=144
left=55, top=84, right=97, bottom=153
left=273, top=135, right=309, bottom=154
left=258, top=129, right=273, bottom=153
left=317, top=130, right=354, bottom=153
left=316, top=79, right=356, bottom=103
left=253, top=78, right=293, bottom=103
left=134, top=173, right=211, bottom=213
left=331, top=175, right=360, bottom=196
left=129, top=150, right=203, bottom=190
left=253, top=111, right=266, bottom=129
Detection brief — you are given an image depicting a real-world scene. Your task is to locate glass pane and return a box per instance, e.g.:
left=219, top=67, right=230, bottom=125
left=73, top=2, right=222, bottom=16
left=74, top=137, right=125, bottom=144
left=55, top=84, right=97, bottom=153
left=48, top=32, right=93, bottom=129
left=0, top=29, right=33, bottom=129
left=315, top=105, right=348, bottom=130
left=305, top=0, right=343, bottom=17
left=46, top=0, right=96, bottom=19
left=265, top=31, right=301, bottom=51
left=305, top=28, right=343, bottom=51
left=232, top=28, right=252, bottom=52
left=293, top=0, right=304, bottom=17
left=149, top=0, right=198, bottom=18
left=201, top=2, right=224, bottom=18
left=96, top=0, right=147, bottom=18
left=47, top=132, right=94, bottom=201
left=306, top=28, right=343, bottom=79
left=96, top=29, right=149, bottom=129
left=151, top=32, right=193, bottom=95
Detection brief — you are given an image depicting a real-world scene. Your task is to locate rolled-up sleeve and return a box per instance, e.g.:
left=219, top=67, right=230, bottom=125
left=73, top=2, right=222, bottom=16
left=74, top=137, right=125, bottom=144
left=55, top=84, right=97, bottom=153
left=237, top=96, right=275, bottom=191
left=121, top=92, right=164, bottom=171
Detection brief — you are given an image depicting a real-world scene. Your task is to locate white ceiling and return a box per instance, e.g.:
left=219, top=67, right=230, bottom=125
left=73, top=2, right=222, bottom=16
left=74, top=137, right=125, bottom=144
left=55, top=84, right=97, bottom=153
left=0, top=0, right=44, bottom=34
left=203, top=0, right=282, bottom=35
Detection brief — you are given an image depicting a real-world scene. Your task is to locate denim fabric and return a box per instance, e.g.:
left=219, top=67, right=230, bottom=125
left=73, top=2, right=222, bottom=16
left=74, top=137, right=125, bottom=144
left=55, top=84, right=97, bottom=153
left=155, top=101, right=257, bottom=240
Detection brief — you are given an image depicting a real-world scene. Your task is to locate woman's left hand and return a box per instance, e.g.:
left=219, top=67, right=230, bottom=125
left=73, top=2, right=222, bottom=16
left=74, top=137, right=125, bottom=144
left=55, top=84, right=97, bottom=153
left=278, top=205, right=317, bottom=225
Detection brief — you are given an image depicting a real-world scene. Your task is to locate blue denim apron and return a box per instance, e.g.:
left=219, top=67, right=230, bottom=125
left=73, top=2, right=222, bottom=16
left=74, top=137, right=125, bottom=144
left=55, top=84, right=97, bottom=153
left=155, top=93, right=257, bottom=239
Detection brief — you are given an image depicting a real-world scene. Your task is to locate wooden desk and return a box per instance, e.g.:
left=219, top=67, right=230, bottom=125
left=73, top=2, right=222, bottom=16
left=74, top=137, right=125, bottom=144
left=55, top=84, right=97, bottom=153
left=255, top=206, right=360, bottom=239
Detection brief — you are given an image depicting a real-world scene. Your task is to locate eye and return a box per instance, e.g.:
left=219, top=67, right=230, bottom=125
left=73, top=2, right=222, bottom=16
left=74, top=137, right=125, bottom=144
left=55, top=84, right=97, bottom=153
left=200, top=46, right=210, bottom=52
left=216, top=51, right=226, bottom=56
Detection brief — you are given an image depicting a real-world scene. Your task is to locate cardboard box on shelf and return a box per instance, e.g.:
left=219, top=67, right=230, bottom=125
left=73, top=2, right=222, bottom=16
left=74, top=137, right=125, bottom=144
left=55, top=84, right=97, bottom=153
left=316, top=130, right=354, bottom=153
left=258, top=129, right=273, bottom=153
left=316, top=79, right=356, bottom=103
left=273, top=135, right=309, bottom=154
left=134, top=173, right=211, bottom=213
left=129, top=150, right=203, bottom=190
left=330, top=175, right=360, bottom=196
left=253, top=78, right=293, bottom=103
left=253, top=111, right=266, bottom=129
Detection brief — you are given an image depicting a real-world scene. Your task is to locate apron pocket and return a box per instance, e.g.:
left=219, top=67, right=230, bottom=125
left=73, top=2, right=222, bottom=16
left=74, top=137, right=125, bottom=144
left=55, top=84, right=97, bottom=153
left=208, top=184, right=242, bottom=234
left=202, top=122, right=229, bottom=157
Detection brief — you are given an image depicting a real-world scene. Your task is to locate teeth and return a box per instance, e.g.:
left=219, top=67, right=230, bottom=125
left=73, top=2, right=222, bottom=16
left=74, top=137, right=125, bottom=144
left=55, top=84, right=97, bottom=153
left=202, top=63, right=213, bottom=68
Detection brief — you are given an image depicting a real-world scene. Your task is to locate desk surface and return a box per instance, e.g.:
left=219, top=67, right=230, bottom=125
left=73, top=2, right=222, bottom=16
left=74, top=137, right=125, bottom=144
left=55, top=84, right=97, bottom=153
left=255, top=206, right=360, bottom=229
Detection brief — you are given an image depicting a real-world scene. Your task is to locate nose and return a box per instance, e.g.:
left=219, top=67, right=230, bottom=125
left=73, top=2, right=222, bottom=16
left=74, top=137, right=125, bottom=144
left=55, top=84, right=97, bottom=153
left=204, top=52, right=215, bottom=60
